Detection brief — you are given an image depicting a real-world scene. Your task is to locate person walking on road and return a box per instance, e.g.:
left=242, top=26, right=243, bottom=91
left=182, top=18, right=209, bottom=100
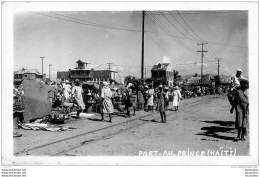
left=230, top=79, right=249, bottom=142
left=156, top=85, right=167, bottom=123
left=100, top=82, right=114, bottom=123
left=71, top=80, right=85, bottom=118
left=147, top=85, right=154, bottom=112
left=172, top=86, right=182, bottom=111
left=136, top=82, right=144, bottom=111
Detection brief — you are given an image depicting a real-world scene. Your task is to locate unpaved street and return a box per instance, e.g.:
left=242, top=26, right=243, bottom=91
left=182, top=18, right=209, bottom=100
left=14, top=95, right=249, bottom=156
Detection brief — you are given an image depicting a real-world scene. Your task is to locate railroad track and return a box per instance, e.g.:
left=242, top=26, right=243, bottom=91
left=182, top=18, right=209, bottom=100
left=14, top=95, right=219, bottom=156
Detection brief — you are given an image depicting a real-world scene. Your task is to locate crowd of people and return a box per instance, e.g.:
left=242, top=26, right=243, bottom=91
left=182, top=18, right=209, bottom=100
left=52, top=79, right=183, bottom=123
left=13, top=68, right=249, bottom=142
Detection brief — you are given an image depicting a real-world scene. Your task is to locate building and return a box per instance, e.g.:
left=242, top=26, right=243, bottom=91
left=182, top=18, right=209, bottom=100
left=62, top=60, right=123, bottom=84
left=57, top=71, right=69, bottom=81
left=187, top=77, right=201, bottom=86
left=151, top=62, right=174, bottom=87
left=186, top=74, right=212, bottom=86
left=14, top=68, right=45, bottom=86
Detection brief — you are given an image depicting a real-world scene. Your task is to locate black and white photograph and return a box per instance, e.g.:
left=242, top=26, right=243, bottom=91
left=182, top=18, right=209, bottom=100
left=1, top=1, right=259, bottom=175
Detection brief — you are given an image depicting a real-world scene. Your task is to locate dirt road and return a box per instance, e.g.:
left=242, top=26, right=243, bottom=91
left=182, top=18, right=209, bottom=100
left=14, top=94, right=249, bottom=156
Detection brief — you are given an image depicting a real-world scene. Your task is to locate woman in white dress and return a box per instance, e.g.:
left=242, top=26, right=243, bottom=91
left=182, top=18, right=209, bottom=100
left=147, top=85, right=154, bottom=112
left=101, top=82, right=114, bottom=123
left=71, top=80, right=85, bottom=117
left=172, top=86, right=182, bottom=111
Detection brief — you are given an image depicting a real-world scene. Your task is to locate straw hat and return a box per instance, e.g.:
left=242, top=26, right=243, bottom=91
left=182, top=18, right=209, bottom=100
left=103, top=81, right=108, bottom=86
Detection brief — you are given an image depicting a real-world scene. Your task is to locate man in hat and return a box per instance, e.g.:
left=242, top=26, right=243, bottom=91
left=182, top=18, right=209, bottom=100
left=231, top=69, right=248, bottom=88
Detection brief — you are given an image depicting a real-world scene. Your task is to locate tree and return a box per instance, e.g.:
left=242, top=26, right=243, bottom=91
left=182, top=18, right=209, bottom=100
left=174, top=70, right=182, bottom=82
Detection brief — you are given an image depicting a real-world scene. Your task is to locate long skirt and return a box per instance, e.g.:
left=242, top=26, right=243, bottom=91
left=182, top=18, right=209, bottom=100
left=102, top=98, right=114, bottom=114
left=156, top=99, right=166, bottom=112
left=147, top=96, right=154, bottom=106
left=75, top=97, right=85, bottom=110
left=173, top=98, right=180, bottom=107
left=137, top=91, right=144, bottom=104
left=235, top=103, right=248, bottom=129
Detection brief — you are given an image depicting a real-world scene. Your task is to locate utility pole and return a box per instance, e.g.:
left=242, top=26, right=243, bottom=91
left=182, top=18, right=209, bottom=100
left=145, top=68, right=146, bottom=79
left=141, top=10, right=145, bottom=79
left=40, top=57, right=45, bottom=81
left=107, top=62, right=113, bottom=71
left=107, top=62, right=113, bottom=80
left=197, top=42, right=208, bottom=93
left=49, top=64, right=52, bottom=81
left=216, top=58, right=222, bottom=77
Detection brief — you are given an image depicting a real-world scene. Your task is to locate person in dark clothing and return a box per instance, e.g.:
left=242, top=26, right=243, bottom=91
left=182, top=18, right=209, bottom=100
left=156, top=85, right=167, bottom=123
left=230, top=79, right=249, bottom=141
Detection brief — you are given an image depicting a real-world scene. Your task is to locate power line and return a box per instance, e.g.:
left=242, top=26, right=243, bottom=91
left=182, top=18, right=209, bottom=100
left=32, top=12, right=141, bottom=33
left=160, top=12, right=191, bottom=39
left=147, top=14, right=201, bottom=59
left=169, top=13, right=198, bottom=40
left=145, top=33, right=176, bottom=59
left=145, top=30, right=247, bottom=48
left=34, top=11, right=247, bottom=49
left=146, top=11, right=244, bottom=15
left=107, top=62, right=113, bottom=71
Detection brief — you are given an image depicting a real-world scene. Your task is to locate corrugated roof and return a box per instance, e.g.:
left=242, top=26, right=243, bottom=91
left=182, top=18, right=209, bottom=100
left=187, top=77, right=201, bottom=84
left=14, top=68, right=41, bottom=75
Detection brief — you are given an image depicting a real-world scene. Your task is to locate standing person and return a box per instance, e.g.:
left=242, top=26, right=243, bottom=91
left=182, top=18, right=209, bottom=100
left=137, top=82, right=144, bottom=111
left=156, top=85, right=167, bottom=123
left=172, top=86, right=182, bottom=111
left=71, top=80, right=85, bottom=118
left=63, top=80, right=72, bottom=101
left=164, top=87, right=170, bottom=110
left=231, top=79, right=249, bottom=141
left=147, top=85, right=154, bottom=112
left=124, top=83, right=133, bottom=118
left=100, top=82, right=114, bottom=123
left=143, top=85, right=149, bottom=111
left=131, top=88, right=137, bottom=116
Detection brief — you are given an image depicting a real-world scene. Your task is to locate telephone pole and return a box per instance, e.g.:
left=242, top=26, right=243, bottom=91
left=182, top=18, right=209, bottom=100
left=107, top=62, right=113, bottom=80
left=49, top=64, right=52, bottom=81
left=145, top=68, right=146, bottom=79
left=107, top=62, right=113, bottom=71
left=216, top=58, right=222, bottom=77
left=141, top=10, right=145, bottom=79
left=197, top=42, right=208, bottom=93
left=40, top=57, right=45, bottom=81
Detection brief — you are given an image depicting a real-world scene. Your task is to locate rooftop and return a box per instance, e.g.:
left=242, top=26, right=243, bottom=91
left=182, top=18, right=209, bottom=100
left=14, top=68, right=41, bottom=75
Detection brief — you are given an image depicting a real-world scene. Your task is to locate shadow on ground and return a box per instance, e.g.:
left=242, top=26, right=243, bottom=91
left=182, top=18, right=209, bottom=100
left=196, top=120, right=236, bottom=141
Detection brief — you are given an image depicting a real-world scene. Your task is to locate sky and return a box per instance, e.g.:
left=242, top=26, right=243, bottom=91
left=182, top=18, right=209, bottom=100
left=13, top=10, right=248, bottom=79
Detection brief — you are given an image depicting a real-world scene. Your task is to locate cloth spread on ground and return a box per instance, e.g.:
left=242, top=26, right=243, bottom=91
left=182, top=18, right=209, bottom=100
left=18, top=123, right=76, bottom=132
